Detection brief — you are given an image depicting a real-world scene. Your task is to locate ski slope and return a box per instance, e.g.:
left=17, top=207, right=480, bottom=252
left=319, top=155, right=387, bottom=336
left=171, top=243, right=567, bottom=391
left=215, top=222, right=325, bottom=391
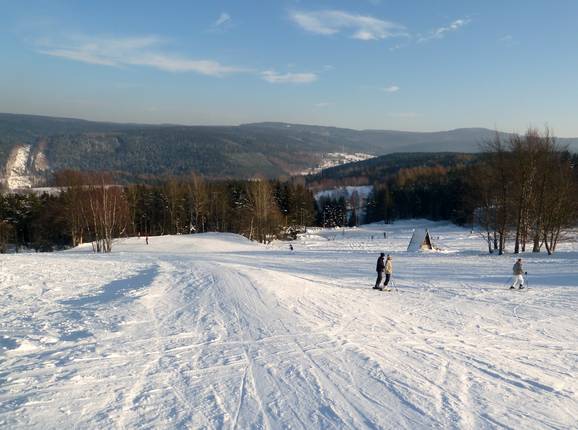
left=1, top=221, right=577, bottom=429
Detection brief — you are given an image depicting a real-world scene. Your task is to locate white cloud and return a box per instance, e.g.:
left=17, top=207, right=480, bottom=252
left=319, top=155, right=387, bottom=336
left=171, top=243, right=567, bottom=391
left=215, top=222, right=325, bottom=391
left=388, top=43, right=409, bottom=52
left=499, top=34, right=519, bottom=47
left=36, top=34, right=244, bottom=76
left=290, top=10, right=407, bottom=41
left=215, top=12, right=231, bottom=27
left=382, top=85, right=400, bottom=93
left=315, top=102, right=333, bottom=108
left=418, top=18, right=470, bottom=42
left=261, top=70, right=318, bottom=84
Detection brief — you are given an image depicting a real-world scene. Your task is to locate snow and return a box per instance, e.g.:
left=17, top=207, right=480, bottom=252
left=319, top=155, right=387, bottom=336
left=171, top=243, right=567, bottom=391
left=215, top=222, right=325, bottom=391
left=299, top=152, right=374, bottom=175
left=1, top=220, right=577, bottom=429
left=315, top=186, right=374, bottom=223
left=2, top=144, right=49, bottom=191
left=314, top=185, right=374, bottom=201
left=5, top=145, right=33, bottom=189
left=9, top=187, right=63, bottom=196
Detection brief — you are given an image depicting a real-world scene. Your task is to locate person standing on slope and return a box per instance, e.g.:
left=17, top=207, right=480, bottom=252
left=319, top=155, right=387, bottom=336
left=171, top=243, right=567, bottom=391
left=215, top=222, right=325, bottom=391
left=374, top=253, right=386, bottom=290
left=510, top=258, right=526, bottom=289
left=384, top=255, right=393, bottom=289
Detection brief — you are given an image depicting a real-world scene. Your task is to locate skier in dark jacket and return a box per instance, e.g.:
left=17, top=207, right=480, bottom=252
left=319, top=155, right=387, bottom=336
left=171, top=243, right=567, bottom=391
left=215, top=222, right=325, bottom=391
left=374, top=253, right=386, bottom=289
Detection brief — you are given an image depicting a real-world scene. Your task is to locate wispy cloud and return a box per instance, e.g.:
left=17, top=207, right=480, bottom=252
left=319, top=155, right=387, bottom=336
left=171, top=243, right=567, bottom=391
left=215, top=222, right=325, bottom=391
left=315, top=102, right=333, bottom=108
left=499, top=34, right=519, bottom=47
left=36, top=34, right=245, bottom=76
left=261, top=70, right=318, bottom=84
left=215, top=12, right=231, bottom=27
left=290, top=10, right=407, bottom=41
left=382, top=85, right=400, bottom=93
left=418, top=18, right=470, bottom=43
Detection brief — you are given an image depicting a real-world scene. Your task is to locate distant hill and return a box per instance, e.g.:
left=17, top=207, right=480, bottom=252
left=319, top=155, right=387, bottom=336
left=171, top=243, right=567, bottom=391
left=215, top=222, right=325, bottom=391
left=306, top=152, right=478, bottom=190
left=1, top=113, right=576, bottom=185
left=241, top=123, right=578, bottom=154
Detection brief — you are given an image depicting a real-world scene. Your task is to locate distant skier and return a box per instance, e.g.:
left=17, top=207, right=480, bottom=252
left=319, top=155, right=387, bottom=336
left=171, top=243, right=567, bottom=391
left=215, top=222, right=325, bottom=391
left=510, top=258, right=526, bottom=289
left=384, top=255, right=393, bottom=288
left=373, top=253, right=386, bottom=290
left=289, top=243, right=294, bottom=251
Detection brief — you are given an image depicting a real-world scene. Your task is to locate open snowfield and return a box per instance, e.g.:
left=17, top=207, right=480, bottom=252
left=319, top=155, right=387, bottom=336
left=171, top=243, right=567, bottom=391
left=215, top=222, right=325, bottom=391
left=1, top=220, right=577, bottom=429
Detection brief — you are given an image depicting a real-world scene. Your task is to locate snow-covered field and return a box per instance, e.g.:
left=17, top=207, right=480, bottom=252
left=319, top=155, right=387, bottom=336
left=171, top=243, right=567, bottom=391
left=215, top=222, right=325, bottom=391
left=1, top=220, right=577, bottom=429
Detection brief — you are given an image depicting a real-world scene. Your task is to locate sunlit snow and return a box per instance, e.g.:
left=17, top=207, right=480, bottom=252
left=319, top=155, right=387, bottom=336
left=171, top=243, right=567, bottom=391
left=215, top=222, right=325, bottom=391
left=1, top=220, right=577, bottom=429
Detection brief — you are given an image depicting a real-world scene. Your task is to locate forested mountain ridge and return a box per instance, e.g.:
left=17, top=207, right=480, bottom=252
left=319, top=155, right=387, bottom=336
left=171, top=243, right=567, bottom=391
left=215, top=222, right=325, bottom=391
left=307, top=152, right=477, bottom=188
left=1, top=113, right=577, bottom=184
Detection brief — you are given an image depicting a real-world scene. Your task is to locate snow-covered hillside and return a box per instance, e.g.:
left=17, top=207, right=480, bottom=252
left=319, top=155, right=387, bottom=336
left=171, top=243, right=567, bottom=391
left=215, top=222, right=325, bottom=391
left=298, top=152, right=374, bottom=175
left=1, top=221, right=577, bottom=429
left=2, top=144, right=49, bottom=190
left=315, top=186, right=373, bottom=224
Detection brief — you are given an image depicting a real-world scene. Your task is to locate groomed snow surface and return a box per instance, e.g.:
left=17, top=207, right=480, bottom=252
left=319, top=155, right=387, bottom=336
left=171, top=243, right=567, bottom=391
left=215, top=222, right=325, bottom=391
left=1, top=220, right=577, bottom=429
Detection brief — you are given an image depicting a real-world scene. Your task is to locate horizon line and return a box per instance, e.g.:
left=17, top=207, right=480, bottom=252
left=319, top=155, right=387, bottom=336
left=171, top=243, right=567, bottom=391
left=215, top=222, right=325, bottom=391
left=0, top=110, right=574, bottom=138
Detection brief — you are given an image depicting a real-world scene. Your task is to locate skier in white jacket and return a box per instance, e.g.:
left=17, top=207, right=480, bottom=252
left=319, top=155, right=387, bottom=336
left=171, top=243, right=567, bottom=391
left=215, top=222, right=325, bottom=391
left=510, top=258, right=526, bottom=289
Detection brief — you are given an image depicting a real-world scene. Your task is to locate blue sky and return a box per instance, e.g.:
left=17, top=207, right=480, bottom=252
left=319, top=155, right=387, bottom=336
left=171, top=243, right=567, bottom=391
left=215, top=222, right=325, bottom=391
left=1, top=0, right=577, bottom=135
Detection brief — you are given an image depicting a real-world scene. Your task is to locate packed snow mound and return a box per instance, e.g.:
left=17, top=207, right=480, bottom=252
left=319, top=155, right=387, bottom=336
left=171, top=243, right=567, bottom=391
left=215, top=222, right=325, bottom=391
left=71, top=232, right=262, bottom=255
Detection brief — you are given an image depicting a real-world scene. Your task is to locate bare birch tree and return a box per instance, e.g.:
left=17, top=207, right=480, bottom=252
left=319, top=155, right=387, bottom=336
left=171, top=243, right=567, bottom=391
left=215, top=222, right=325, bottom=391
left=85, top=173, right=129, bottom=253
left=478, top=128, right=577, bottom=255
left=247, top=177, right=281, bottom=243
left=187, top=173, right=208, bottom=233
left=54, top=170, right=89, bottom=247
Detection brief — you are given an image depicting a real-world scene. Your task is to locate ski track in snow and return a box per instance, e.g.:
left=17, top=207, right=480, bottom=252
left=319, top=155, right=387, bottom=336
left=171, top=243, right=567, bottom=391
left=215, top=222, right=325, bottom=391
left=0, top=221, right=577, bottom=429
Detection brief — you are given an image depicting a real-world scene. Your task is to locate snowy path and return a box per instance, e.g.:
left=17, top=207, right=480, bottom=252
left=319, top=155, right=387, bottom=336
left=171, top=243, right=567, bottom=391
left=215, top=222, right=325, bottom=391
left=1, top=221, right=577, bottom=429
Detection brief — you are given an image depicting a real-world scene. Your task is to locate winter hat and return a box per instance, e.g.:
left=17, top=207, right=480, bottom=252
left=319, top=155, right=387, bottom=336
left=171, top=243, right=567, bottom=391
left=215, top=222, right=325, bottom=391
left=380, top=252, right=385, bottom=257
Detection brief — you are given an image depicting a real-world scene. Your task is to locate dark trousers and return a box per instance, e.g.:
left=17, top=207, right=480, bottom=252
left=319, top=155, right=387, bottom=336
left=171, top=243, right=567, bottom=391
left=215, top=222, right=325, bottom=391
left=384, top=273, right=391, bottom=286
left=375, top=272, right=383, bottom=288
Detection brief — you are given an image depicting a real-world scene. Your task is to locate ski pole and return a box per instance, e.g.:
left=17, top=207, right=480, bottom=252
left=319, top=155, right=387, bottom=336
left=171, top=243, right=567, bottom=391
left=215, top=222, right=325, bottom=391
left=392, top=277, right=399, bottom=293
left=525, top=272, right=529, bottom=289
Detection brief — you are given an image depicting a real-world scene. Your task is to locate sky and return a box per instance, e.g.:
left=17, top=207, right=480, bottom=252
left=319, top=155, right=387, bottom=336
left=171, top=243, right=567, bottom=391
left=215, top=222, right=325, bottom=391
left=1, top=0, right=578, bottom=136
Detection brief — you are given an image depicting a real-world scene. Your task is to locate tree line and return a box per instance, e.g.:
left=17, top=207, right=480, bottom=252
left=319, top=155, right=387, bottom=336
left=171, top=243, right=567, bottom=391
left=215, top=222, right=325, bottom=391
left=0, top=173, right=316, bottom=252
left=471, top=129, right=577, bottom=255
left=363, top=128, right=578, bottom=254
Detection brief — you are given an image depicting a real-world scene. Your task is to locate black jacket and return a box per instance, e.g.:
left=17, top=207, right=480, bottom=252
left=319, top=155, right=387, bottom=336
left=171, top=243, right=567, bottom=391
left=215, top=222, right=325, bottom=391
left=376, top=256, right=385, bottom=272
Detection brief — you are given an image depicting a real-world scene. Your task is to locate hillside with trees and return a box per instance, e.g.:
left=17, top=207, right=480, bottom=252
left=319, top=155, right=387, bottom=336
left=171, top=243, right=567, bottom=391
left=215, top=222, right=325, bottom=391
left=3, top=113, right=578, bottom=182
left=1, top=122, right=576, bottom=255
